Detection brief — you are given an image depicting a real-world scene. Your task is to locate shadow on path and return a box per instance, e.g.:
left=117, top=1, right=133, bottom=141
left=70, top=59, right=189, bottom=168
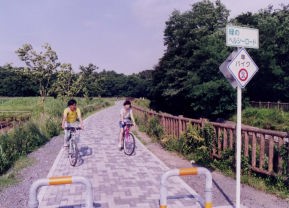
left=74, top=146, right=93, bottom=167
left=58, top=202, right=102, bottom=208
left=213, top=179, right=235, bottom=206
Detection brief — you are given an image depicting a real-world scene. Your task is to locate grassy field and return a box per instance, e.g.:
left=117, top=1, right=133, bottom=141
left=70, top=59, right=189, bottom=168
left=231, top=107, right=289, bottom=131
left=0, top=97, right=113, bottom=117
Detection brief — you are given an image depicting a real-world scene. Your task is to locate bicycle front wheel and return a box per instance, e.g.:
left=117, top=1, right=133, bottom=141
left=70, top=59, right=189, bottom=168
left=124, top=133, right=135, bottom=156
left=69, top=140, right=79, bottom=166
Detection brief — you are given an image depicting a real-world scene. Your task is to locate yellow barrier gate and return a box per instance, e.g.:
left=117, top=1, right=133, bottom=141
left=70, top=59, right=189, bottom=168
left=160, top=167, right=213, bottom=208
left=28, top=176, right=93, bottom=208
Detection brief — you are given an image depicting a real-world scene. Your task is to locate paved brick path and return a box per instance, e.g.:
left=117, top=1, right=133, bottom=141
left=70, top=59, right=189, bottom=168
left=38, top=103, right=201, bottom=208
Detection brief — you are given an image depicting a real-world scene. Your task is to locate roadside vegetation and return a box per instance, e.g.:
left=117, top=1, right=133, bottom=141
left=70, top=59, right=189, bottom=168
left=133, top=100, right=289, bottom=199
left=231, top=107, right=289, bottom=132
left=0, top=97, right=113, bottom=177
left=133, top=99, right=150, bottom=109
left=0, top=156, right=35, bottom=191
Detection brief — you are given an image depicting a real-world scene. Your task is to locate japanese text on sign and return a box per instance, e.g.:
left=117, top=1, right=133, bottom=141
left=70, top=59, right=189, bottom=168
left=227, top=48, right=259, bottom=88
left=226, top=25, right=259, bottom=49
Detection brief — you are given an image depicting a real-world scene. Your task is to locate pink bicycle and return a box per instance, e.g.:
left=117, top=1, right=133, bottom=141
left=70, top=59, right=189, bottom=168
left=122, top=121, right=135, bottom=155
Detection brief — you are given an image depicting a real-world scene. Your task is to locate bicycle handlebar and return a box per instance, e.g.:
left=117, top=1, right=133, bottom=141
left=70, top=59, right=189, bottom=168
left=65, top=127, right=82, bottom=131
left=123, top=122, right=134, bottom=126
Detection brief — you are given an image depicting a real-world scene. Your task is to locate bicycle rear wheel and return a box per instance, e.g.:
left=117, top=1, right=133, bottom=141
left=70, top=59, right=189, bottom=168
left=124, top=133, right=135, bottom=156
left=69, top=139, right=79, bottom=166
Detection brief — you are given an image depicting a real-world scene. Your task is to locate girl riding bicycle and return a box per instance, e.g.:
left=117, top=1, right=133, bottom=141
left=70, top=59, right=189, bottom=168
left=118, top=100, right=136, bottom=150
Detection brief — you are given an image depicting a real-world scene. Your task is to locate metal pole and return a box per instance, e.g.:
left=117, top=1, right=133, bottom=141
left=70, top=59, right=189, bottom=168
left=236, top=86, right=242, bottom=208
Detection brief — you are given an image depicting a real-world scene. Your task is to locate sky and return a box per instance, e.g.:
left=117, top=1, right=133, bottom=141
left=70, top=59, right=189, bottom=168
left=0, top=0, right=287, bottom=74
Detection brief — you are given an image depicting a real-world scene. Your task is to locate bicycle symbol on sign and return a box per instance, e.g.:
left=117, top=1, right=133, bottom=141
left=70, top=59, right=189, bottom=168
left=238, top=68, right=248, bottom=81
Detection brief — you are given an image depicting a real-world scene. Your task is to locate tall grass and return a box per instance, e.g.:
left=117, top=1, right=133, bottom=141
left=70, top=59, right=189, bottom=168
left=231, top=107, right=289, bottom=131
left=133, top=98, right=150, bottom=109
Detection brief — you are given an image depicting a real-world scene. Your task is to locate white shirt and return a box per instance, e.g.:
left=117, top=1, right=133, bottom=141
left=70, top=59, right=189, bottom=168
left=120, top=108, right=132, bottom=121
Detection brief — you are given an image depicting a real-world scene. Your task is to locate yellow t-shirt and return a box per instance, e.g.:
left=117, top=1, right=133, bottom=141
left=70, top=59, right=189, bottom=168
left=63, top=107, right=81, bottom=123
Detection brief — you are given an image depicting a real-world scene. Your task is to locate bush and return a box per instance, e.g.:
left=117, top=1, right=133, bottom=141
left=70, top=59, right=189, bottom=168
left=201, top=122, right=216, bottom=153
left=212, top=149, right=235, bottom=172
left=160, top=134, right=182, bottom=152
left=0, top=121, right=48, bottom=174
left=45, top=118, right=61, bottom=138
left=180, top=124, right=205, bottom=154
left=147, top=117, right=164, bottom=139
left=0, top=135, right=11, bottom=173
left=134, top=114, right=164, bottom=140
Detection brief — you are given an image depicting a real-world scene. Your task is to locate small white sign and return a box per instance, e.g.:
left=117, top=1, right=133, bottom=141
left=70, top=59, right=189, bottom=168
left=227, top=48, right=258, bottom=88
left=226, top=25, right=259, bottom=49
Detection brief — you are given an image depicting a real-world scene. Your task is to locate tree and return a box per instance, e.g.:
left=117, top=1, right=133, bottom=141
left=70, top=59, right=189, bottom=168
left=78, top=63, right=102, bottom=97
left=0, top=66, right=38, bottom=96
left=234, top=4, right=289, bottom=101
left=50, top=63, right=82, bottom=98
left=150, top=0, right=235, bottom=119
left=16, top=43, right=60, bottom=102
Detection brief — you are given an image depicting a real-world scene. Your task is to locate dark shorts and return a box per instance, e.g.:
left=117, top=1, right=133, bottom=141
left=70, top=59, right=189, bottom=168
left=119, top=121, right=126, bottom=128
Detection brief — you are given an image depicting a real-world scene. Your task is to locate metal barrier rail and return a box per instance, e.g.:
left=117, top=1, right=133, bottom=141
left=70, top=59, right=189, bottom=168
left=160, top=167, right=213, bottom=208
left=28, top=176, right=93, bottom=208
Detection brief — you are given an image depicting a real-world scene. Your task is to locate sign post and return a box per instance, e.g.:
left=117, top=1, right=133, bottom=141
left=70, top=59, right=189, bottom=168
left=236, top=85, right=242, bottom=208
left=221, top=25, right=259, bottom=208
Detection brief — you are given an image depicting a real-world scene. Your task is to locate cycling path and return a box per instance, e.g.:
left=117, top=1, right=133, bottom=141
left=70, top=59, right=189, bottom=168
left=38, top=102, right=201, bottom=208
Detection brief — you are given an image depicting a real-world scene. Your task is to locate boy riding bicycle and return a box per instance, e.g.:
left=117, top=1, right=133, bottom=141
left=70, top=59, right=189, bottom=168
left=62, top=99, right=84, bottom=148
left=118, top=100, right=136, bottom=150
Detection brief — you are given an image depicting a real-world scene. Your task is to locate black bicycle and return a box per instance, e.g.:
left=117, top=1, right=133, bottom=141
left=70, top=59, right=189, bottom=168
left=65, top=127, right=81, bottom=166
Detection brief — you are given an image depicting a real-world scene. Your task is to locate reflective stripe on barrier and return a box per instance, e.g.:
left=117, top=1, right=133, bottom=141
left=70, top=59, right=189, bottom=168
left=49, top=176, right=73, bottom=185
left=28, top=176, right=93, bottom=208
left=160, top=167, right=213, bottom=208
left=179, top=167, right=198, bottom=176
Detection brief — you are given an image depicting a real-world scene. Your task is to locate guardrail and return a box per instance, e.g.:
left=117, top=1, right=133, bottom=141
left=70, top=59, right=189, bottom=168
left=133, top=105, right=289, bottom=177
left=160, top=167, right=212, bottom=208
left=250, top=101, right=289, bottom=111
left=28, top=176, right=93, bottom=208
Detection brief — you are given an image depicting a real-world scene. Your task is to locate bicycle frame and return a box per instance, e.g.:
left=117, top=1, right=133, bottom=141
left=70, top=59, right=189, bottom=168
left=124, top=125, right=130, bottom=139
left=66, top=127, right=81, bottom=143
left=69, top=130, right=79, bottom=142
left=123, top=123, right=132, bottom=141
